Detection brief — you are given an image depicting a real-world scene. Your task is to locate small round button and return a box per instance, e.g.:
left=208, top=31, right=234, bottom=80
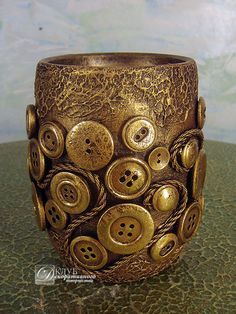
left=150, top=233, right=178, bottom=262
left=70, top=236, right=108, bottom=270
left=50, top=172, right=90, bottom=214
left=97, top=203, right=154, bottom=254
left=197, top=97, right=206, bottom=129
left=148, top=147, right=170, bottom=171
left=28, top=138, right=45, bottom=181
left=177, top=202, right=202, bottom=243
left=39, top=122, right=65, bottom=159
left=122, top=116, right=157, bottom=152
left=45, top=199, right=67, bottom=230
left=66, top=121, right=114, bottom=171
left=105, top=157, right=151, bottom=199
left=192, top=149, right=207, bottom=199
left=152, top=185, right=179, bottom=212
left=181, top=138, right=199, bottom=169
left=26, top=104, right=37, bottom=139
left=31, top=182, right=46, bottom=231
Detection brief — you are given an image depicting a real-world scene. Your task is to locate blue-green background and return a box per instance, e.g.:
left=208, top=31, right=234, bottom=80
left=0, top=0, right=235, bottom=143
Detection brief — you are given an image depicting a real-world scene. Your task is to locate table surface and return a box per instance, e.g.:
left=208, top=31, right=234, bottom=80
left=0, top=140, right=235, bottom=314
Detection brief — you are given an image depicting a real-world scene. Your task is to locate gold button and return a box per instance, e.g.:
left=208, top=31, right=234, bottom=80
left=192, top=149, right=207, bottom=199
left=70, top=236, right=108, bottom=270
left=97, top=203, right=154, bottom=254
left=177, top=201, right=202, bottom=243
left=198, top=195, right=205, bottom=213
left=105, top=157, right=151, bottom=199
left=152, top=185, right=179, bottom=212
left=148, top=147, right=170, bottom=171
left=197, top=97, right=206, bottom=129
left=122, top=116, right=156, bottom=152
left=39, top=122, right=65, bottom=159
left=45, top=199, right=67, bottom=230
left=28, top=138, right=45, bottom=181
left=26, top=104, right=37, bottom=139
left=150, top=233, right=178, bottom=262
left=50, top=172, right=90, bottom=214
left=31, top=182, right=46, bottom=231
left=181, top=138, right=199, bottom=169
left=66, top=121, right=114, bottom=171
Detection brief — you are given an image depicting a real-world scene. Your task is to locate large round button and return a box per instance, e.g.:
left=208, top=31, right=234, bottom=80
left=39, top=122, right=65, bottom=159
left=197, top=97, right=206, bottom=129
left=148, top=147, right=170, bottom=171
left=97, top=203, right=155, bottom=254
left=122, top=116, right=156, bottom=152
left=70, top=236, right=108, bottom=270
left=31, top=182, right=46, bottom=231
left=26, top=104, right=37, bottom=139
left=50, top=172, right=90, bottom=214
left=66, top=121, right=114, bottom=171
left=28, top=138, right=45, bottom=181
left=150, top=233, right=178, bottom=262
left=45, top=199, right=67, bottom=230
left=181, top=138, right=199, bottom=169
left=177, top=202, right=202, bottom=243
left=192, top=149, right=207, bottom=199
left=105, top=157, right=151, bottom=199
left=152, top=185, right=179, bottom=212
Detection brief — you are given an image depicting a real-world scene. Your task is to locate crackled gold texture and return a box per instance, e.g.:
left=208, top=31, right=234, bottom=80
left=26, top=53, right=206, bottom=283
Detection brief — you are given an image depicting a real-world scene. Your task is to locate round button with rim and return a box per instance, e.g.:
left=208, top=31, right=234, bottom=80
left=28, top=138, right=45, bottom=181
left=197, top=97, right=206, bottom=129
left=181, top=138, right=199, bottom=169
left=150, top=233, right=178, bottom=262
left=105, top=157, right=151, bottom=199
left=70, top=236, right=108, bottom=270
left=26, top=104, right=37, bottom=139
left=39, top=122, right=65, bottom=159
left=122, top=116, right=157, bottom=152
left=66, top=121, right=114, bottom=171
left=192, top=149, right=207, bottom=199
left=97, top=203, right=155, bottom=254
left=31, top=182, right=46, bottom=231
left=50, top=172, right=90, bottom=214
left=177, top=201, right=202, bottom=243
left=148, top=147, right=170, bottom=171
left=45, top=199, right=67, bottom=230
left=152, top=185, right=179, bottom=212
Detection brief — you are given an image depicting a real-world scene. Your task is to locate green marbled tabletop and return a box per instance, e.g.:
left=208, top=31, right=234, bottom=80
left=0, top=140, right=235, bottom=314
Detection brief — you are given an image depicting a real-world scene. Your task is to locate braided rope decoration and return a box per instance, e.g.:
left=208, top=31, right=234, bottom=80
left=169, top=129, right=204, bottom=173
left=62, top=180, right=188, bottom=276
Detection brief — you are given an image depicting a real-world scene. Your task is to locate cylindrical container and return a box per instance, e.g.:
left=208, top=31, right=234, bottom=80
left=27, top=53, right=206, bottom=283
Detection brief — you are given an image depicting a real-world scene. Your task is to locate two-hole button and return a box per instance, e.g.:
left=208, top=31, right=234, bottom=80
left=150, top=233, right=178, bottom=262
left=122, top=116, right=157, bottom=152
left=105, top=157, right=151, bottom=199
left=148, top=147, right=170, bottom=171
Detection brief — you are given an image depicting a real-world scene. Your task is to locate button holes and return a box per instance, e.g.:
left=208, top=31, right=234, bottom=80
left=52, top=141, right=55, bottom=146
left=132, top=175, right=138, bottom=181
left=85, top=139, right=90, bottom=144
left=157, top=160, right=161, bottom=164
left=84, top=255, right=89, bottom=259
left=64, top=188, right=68, bottom=192
left=91, top=253, right=96, bottom=259
left=125, top=170, right=131, bottom=176
left=193, top=214, right=196, bottom=219
left=126, top=181, right=133, bottom=187
left=64, top=194, right=69, bottom=198
left=127, top=232, right=133, bottom=237
left=47, top=134, right=50, bottom=139
left=191, top=222, right=195, bottom=228
left=87, top=247, right=92, bottom=252
left=129, top=224, right=134, bottom=229
left=80, top=248, right=86, bottom=253
left=135, top=134, right=141, bottom=141
left=86, top=148, right=92, bottom=154
left=188, top=216, right=192, bottom=222
left=187, top=224, right=191, bottom=230
left=141, top=128, right=147, bottom=135
left=69, top=189, right=74, bottom=194
left=55, top=214, right=60, bottom=220
left=52, top=207, right=56, bottom=212
left=120, top=223, right=125, bottom=227
left=119, top=176, right=126, bottom=183
left=157, top=153, right=161, bottom=157
left=48, top=210, right=52, bottom=215
left=118, top=231, right=123, bottom=236
left=70, top=195, right=74, bottom=200
left=52, top=217, right=56, bottom=223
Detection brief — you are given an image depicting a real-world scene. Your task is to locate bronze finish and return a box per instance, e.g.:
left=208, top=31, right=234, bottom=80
left=26, top=52, right=206, bottom=283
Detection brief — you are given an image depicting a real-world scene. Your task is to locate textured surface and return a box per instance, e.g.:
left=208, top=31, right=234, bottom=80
left=1, top=0, right=236, bottom=143
left=0, top=140, right=235, bottom=313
